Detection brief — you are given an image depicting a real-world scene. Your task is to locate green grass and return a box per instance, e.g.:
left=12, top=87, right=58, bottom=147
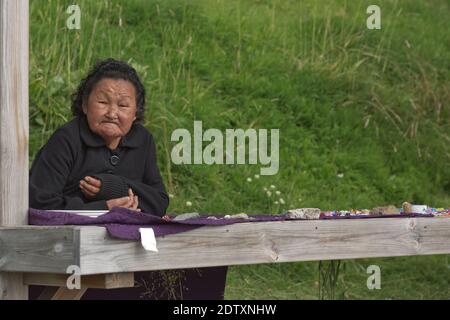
left=30, top=0, right=449, bottom=299
left=225, top=255, right=450, bottom=299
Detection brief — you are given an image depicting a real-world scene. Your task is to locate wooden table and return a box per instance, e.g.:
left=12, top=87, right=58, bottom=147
left=1, top=217, right=450, bottom=299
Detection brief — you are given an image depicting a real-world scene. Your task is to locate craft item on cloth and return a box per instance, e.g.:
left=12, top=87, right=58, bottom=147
left=173, top=212, right=200, bottom=221
left=224, top=213, right=250, bottom=219
left=371, top=205, right=400, bottom=216
left=285, top=208, right=321, bottom=220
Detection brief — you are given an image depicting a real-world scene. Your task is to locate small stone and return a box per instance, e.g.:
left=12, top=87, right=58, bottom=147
left=371, top=205, right=400, bottom=216
left=173, top=212, right=200, bottom=221
left=285, top=208, right=321, bottom=220
left=229, top=213, right=249, bottom=219
left=223, top=213, right=249, bottom=219
left=402, top=202, right=412, bottom=214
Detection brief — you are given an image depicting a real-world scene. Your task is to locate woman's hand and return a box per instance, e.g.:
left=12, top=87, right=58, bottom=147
left=80, top=176, right=141, bottom=212
left=106, top=188, right=141, bottom=212
left=79, top=176, right=101, bottom=199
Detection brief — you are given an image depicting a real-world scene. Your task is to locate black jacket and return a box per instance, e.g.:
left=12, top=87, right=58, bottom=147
left=29, top=115, right=169, bottom=216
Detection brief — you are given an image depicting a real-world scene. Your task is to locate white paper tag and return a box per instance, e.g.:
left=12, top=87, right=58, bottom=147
left=139, top=228, right=158, bottom=252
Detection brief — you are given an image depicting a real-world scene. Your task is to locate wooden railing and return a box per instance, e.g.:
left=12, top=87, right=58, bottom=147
left=1, top=217, right=449, bottom=299
left=0, top=0, right=29, bottom=300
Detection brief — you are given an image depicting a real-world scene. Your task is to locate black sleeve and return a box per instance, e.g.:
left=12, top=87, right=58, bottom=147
left=90, top=173, right=129, bottom=200
left=118, top=134, right=169, bottom=217
left=29, top=129, right=108, bottom=210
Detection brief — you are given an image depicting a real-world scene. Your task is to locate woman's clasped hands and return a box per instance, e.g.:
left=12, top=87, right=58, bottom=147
left=79, top=175, right=141, bottom=212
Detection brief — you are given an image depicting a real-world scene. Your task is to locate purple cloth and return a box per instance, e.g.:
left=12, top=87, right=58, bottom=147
left=28, top=207, right=288, bottom=240
left=28, top=207, right=434, bottom=241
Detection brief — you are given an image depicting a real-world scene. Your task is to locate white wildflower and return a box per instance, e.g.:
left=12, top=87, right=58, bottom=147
left=247, top=177, right=252, bottom=182
left=169, top=193, right=174, bottom=198
left=279, top=198, right=285, bottom=204
left=270, top=185, right=276, bottom=189
left=275, top=190, right=281, bottom=195
left=263, top=187, right=268, bottom=192
left=186, top=201, right=192, bottom=207
left=337, top=173, right=344, bottom=178
left=254, top=174, right=260, bottom=179
left=266, top=191, right=272, bottom=197
left=274, top=201, right=279, bottom=205
left=405, top=39, right=411, bottom=48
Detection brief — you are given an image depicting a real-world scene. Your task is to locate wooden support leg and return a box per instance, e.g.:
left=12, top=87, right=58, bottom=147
left=26, top=272, right=135, bottom=300
left=37, top=287, right=87, bottom=300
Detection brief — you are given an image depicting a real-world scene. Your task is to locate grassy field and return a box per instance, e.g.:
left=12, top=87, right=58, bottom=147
left=29, top=0, right=449, bottom=299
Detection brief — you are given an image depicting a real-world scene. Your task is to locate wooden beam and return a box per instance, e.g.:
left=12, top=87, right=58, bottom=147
left=0, top=226, right=80, bottom=273
left=24, top=272, right=134, bottom=289
left=78, top=217, right=450, bottom=274
left=0, top=0, right=29, bottom=300
left=2, top=218, right=449, bottom=276
left=25, top=272, right=134, bottom=300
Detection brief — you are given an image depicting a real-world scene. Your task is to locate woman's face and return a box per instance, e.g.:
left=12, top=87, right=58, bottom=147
left=83, top=78, right=137, bottom=145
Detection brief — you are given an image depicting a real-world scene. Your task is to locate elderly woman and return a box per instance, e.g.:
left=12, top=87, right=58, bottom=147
left=29, top=59, right=227, bottom=300
left=30, top=59, right=168, bottom=214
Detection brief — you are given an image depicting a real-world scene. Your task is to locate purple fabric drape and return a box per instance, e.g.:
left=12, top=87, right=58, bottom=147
left=28, top=207, right=433, bottom=241
left=28, top=207, right=290, bottom=240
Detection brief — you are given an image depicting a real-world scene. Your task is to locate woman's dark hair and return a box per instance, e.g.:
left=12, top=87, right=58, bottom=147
left=71, top=58, right=146, bottom=122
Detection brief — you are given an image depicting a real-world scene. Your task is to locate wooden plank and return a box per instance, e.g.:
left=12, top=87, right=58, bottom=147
left=24, top=272, right=134, bottom=289
left=47, top=210, right=108, bottom=218
left=0, top=0, right=29, bottom=299
left=37, top=287, right=87, bottom=300
left=78, top=217, right=450, bottom=275
left=1, top=218, right=449, bottom=275
left=102, top=272, right=134, bottom=289
left=0, top=226, right=80, bottom=273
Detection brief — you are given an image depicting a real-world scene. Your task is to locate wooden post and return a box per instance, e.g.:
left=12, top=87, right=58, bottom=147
left=0, top=0, right=29, bottom=300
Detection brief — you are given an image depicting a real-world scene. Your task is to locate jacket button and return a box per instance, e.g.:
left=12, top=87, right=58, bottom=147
left=110, top=155, right=119, bottom=166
